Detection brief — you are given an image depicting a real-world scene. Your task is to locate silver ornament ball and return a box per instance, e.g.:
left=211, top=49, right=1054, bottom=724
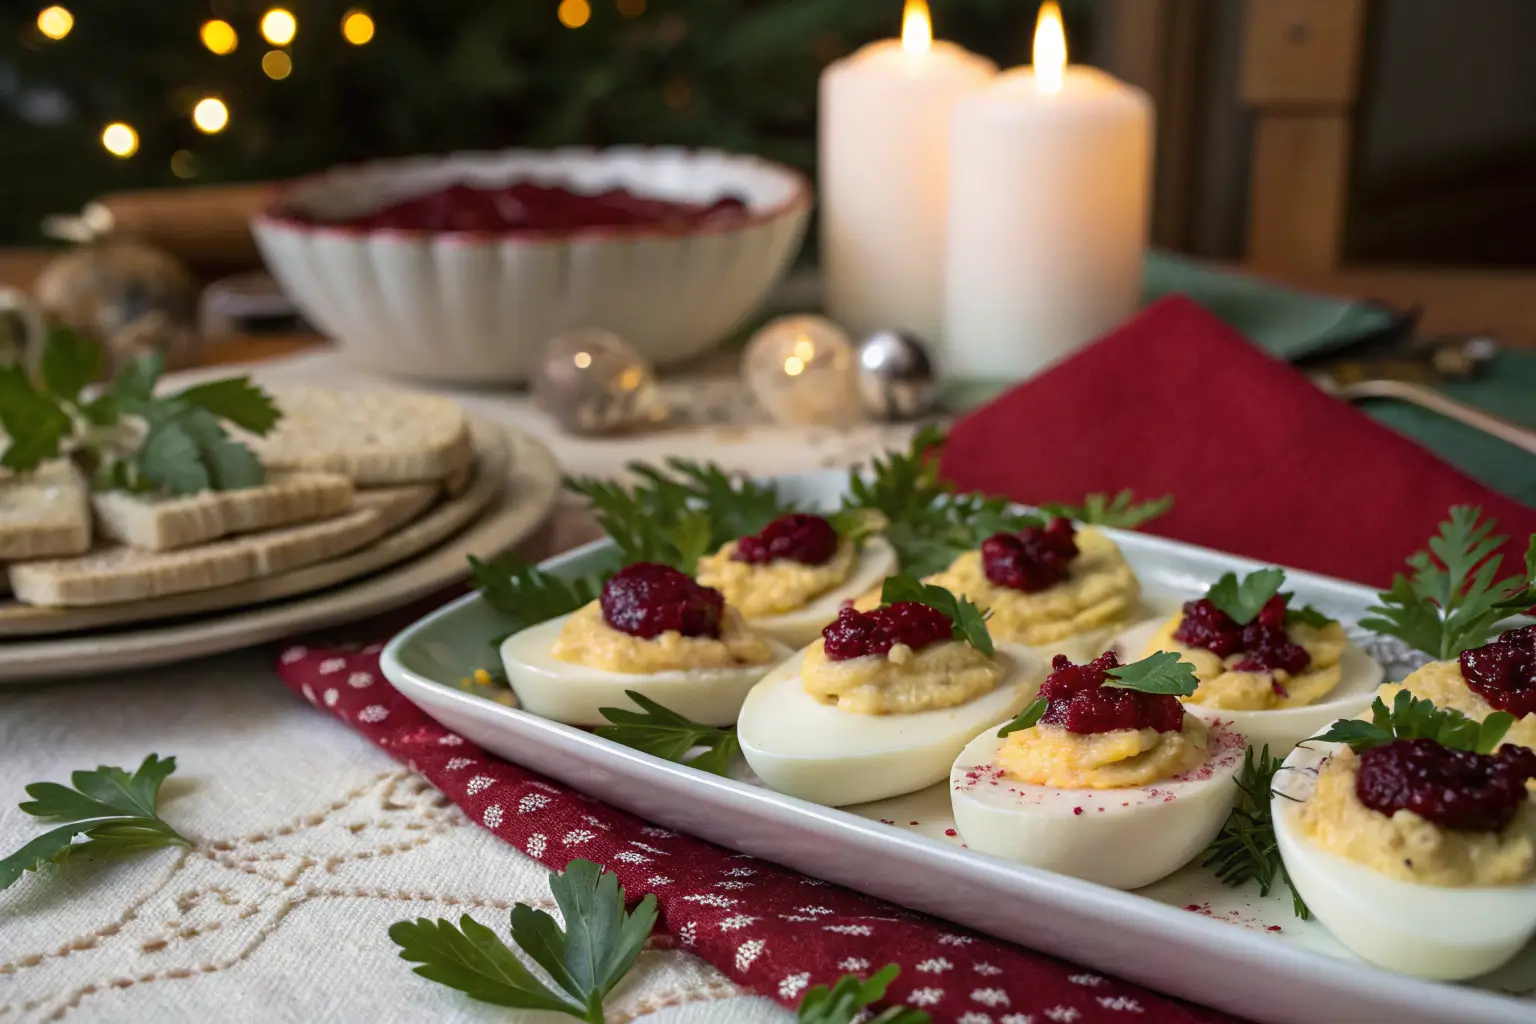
left=532, top=327, right=664, bottom=436
left=742, top=314, right=861, bottom=426
left=855, top=329, right=939, bottom=421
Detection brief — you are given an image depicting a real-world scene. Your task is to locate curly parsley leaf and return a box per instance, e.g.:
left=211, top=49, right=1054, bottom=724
left=1202, top=745, right=1308, bottom=919
left=468, top=553, right=605, bottom=643
left=1, top=754, right=191, bottom=892
left=1283, top=602, right=1336, bottom=629
left=1360, top=506, right=1536, bottom=659
left=798, top=964, right=930, bottom=1024
left=1039, top=490, right=1173, bottom=529
left=1104, top=651, right=1200, bottom=696
left=879, top=575, right=994, bottom=657
left=0, top=365, right=72, bottom=472
left=596, top=691, right=740, bottom=776
left=997, top=696, right=1048, bottom=738
left=38, top=324, right=102, bottom=403
left=390, top=859, right=658, bottom=1023
left=174, top=377, right=282, bottom=435
left=1314, top=691, right=1514, bottom=754
left=1205, top=568, right=1287, bottom=626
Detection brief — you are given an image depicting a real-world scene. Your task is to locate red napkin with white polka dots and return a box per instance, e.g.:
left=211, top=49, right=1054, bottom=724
left=276, top=644, right=1232, bottom=1024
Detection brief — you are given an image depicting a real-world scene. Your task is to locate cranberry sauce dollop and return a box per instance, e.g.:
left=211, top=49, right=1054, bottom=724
left=300, top=182, right=750, bottom=234
left=1037, top=652, right=1185, bottom=735
left=822, top=602, right=954, bottom=662
left=600, top=563, right=724, bottom=640
left=1173, top=595, right=1311, bottom=675
left=1355, top=738, right=1536, bottom=832
left=981, top=517, right=1079, bottom=593
left=1460, top=625, right=1536, bottom=718
left=733, top=513, right=839, bottom=567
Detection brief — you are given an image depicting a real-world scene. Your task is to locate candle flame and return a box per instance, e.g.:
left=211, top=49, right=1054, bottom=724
left=901, top=0, right=931, bottom=56
left=1033, top=1, right=1066, bottom=95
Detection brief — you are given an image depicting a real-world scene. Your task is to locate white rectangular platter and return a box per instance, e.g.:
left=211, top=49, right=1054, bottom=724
left=381, top=469, right=1536, bottom=1024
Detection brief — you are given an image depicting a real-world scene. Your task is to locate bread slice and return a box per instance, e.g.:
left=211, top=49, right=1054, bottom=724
left=352, top=482, right=440, bottom=534
left=248, top=387, right=474, bottom=486
left=91, top=472, right=355, bottom=552
left=7, top=504, right=390, bottom=607
left=0, top=461, right=92, bottom=561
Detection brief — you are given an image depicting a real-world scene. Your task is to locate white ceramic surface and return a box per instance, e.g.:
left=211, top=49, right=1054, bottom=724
left=381, top=470, right=1535, bottom=1024
left=252, top=147, right=811, bottom=384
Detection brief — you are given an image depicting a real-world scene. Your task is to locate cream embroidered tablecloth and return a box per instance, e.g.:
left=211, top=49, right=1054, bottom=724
left=0, top=349, right=920, bottom=1024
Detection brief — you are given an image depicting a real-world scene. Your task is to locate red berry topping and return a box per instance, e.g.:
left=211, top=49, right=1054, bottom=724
left=822, top=602, right=954, bottom=661
left=302, top=182, right=750, bottom=234
left=733, top=513, right=840, bottom=567
left=1460, top=625, right=1536, bottom=718
left=981, top=518, right=1079, bottom=593
left=1036, top=652, right=1185, bottom=735
left=600, top=563, right=724, bottom=639
left=1355, top=738, right=1536, bottom=832
left=1174, top=596, right=1311, bottom=675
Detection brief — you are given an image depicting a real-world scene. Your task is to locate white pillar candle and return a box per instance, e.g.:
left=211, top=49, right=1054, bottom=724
left=941, top=3, right=1152, bottom=381
left=820, top=1, right=995, bottom=343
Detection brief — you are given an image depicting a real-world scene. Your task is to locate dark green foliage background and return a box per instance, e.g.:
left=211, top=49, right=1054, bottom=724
left=1, top=0, right=1093, bottom=244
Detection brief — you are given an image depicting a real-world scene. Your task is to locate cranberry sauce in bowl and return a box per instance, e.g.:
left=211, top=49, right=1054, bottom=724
left=822, top=602, right=954, bottom=662
left=981, top=517, right=1079, bottom=593
left=1460, top=625, right=1536, bottom=718
left=734, top=513, right=839, bottom=567
left=600, top=563, right=725, bottom=639
left=1355, top=739, right=1536, bottom=832
left=1037, top=652, right=1185, bottom=735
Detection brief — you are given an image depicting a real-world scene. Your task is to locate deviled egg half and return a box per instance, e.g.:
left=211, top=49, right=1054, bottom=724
left=923, top=518, right=1144, bottom=662
left=737, top=578, right=1041, bottom=807
left=1119, top=568, right=1382, bottom=755
left=1379, top=624, right=1536, bottom=751
left=950, top=649, right=1245, bottom=890
left=1274, top=692, right=1536, bottom=980
left=696, top=512, right=897, bottom=649
left=500, top=562, right=791, bottom=726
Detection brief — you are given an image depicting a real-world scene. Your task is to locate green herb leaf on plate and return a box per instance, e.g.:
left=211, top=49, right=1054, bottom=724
left=1205, top=568, right=1287, bottom=626
left=1202, top=745, right=1309, bottom=919
left=797, top=964, right=930, bottom=1024
left=1038, top=490, right=1173, bottom=529
left=596, top=691, right=740, bottom=776
left=468, top=553, right=605, bottom=642
left=879, top=575, right=994, bottom=657
left=173, top=377, right=282, bottom=435
left=0, top=365, right=72, bottom=472
left=1313, top=691, right=1514, bottom=755
left=39, top=324, right=102, bottom=404
left=997, top=696, right=1048, bottom=738
left=1104, top=651, right=1200, bottom=696
left=1283, top=602, right=1335, bottom=629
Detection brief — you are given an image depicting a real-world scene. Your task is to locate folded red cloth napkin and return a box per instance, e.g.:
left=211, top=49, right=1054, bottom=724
left=276, top=645, right=1230, bottom=1024
left=940, top=295, right=1536, bottom=588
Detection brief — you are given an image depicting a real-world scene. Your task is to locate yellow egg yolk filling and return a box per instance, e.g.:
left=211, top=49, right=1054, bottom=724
left=998, top=717, right=1208, bottom=790
left=550, top=601, right=775, bottom=674
left=1294, top=746, right=1536, bottom=886
left=696, top=538, right=857, bottom=618
left=1142, top=614, right=1346, bottom=711
left=921, top=528, right=1140, bottom=647
left=800, top=638, right=1003, bottom=715
left=1380, top=659, right=1536, bottom=753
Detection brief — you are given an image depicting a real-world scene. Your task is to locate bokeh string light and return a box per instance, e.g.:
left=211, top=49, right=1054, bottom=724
left=100, top=123, right=137, bottom=158
left=616, top=0, right=645, bottom=16
left=262, top=50, right=293, bottom=79
left=192, top=97, right=229, bottom=133
left=260, top=7, right=296, bottom=46
left=36, top=5, right=73, bottom=39
left=557, top=0, right=591, bottom=29
left=200, top=18, right=237, bottom=54
left=341, top=9, right=374, bottom=45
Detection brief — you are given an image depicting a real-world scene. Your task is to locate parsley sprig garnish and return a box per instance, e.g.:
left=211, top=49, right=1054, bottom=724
left=997, top=697, right=1047, bottom=737
left=1360, top=506, right=1536, bottom=660
left=1202, top=568, right=1334, bottom=629
left=1202, top=745, right=1308, bottom=919
left=1039, top=490, right=1173, bottom=528
left=0, top=326, right=279, bottom=493
left=469, top=552, right=607, bottom=645
left=841, top=426, right=1040, bottom=578
left=880, top=575, right=993, bottom=656
left=995, top=651, right=1198, bottom=737
left=0, top=754, right=191, bottom=891
left=799, top=964, right=929, bottom=1024
left=595, top=691, right=741, bottom=776
left=566, top=458, right=796, bottom=574
left=1314, top=691, right=1515, bottom=755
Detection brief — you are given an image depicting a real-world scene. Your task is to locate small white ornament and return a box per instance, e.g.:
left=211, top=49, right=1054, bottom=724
left=742, top=314, right=862, bottom=426
left=531, top=327, right=664, bottom=435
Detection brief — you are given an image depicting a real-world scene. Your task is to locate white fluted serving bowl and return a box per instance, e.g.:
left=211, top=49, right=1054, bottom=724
left=252, top=147, right=811, bottom=384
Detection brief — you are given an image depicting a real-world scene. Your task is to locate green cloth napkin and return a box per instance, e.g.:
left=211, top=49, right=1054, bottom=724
left=945, top=251, right=1535, bottom=508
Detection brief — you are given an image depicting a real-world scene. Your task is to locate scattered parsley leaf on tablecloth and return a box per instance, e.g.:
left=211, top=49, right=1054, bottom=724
left=797, top=964, right=930, bottom=1024
left=1104, top=650, right=1200, bottom=695
left=389, top=859, right=657, bottom=1023
left=1202, top=745, right=1309, bottom=919
left=1314, top=691, right=1514, bottom=755
left=1039, top=490, right=1173, bottom=529
left=879, top=575, right=994, bottom=657
left=0, top=754, right=191, bottom=891
left=1360, top=506, right=1536, bottom=659
left=595, top=691, right=740, bottom=776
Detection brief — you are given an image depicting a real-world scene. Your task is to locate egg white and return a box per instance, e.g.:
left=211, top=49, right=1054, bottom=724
left=1111, top=618, right=1383, bottom=756
left=737, top=645, right=1043, bottom=807
left=743, top=537, right=899, bottom=649
left=949, top=722, right=1245, bottom=889
left=1273, top=740, right=1536, bottom=980
left=499, top=614, right=792, bottom=727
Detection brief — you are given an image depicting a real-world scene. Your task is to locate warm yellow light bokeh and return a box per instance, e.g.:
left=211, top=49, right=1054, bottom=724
left=200, top=19, right=237, bottom=54
left=262, top=50, right=293, bottom=79
left=37, top=6, right=73, bottom=40
left=170, top=150, right=198, bottom=179
left=616, top=0, right=645, bottom=16
left=193, top=97, right=229, bottom=134
left=342, top=9, right=374, bottom=44
left=557, top=0, right=591, bottom=29
left=260, top=8, right=297, bottom=45
left=101, top=123, right=138, bottom=158
left=901, top=0, right=931, bottom=56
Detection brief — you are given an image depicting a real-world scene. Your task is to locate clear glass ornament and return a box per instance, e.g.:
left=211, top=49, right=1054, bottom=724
left=531, top=327, right=664, bottom=435
left=741, top=314, right=862, bottom=427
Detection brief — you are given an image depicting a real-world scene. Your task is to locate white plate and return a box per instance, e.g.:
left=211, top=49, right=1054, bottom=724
left=381, top=470, right=1536, bottom=1024
left=2, top=427, right=560, bottom=684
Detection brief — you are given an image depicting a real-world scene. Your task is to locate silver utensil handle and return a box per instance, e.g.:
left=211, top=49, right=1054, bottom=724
left=1352, top=379, right=1536, bottom=456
